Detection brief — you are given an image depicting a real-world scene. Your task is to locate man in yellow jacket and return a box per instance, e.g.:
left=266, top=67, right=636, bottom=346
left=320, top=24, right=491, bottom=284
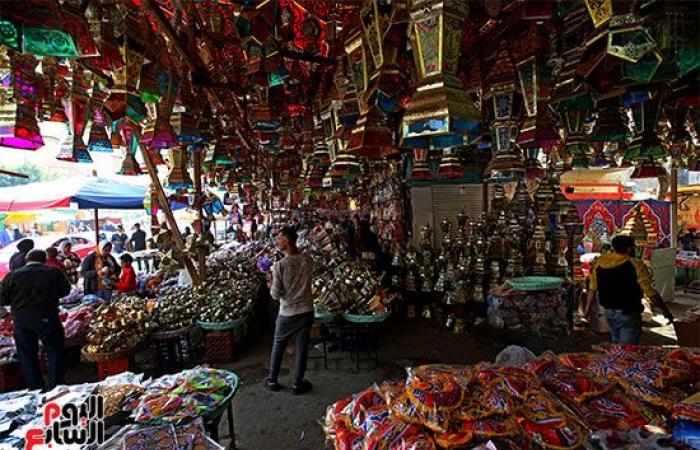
left=584, top=235, right=674, bottom=344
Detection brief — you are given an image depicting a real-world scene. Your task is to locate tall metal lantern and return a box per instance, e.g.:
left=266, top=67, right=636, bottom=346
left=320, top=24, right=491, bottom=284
left=514, top=24, right=560, bottom=152
left=0, top=53, right=44, bottom=150
left=400, top=0, right=479, bottom=149
left=578, top=7, right=662, bottom=93
left=87, top=80, right=112, bottom=153
left=627, top=91, right=668, bottom=180
left=484, top=42, right=524, bottom=182
left=105, top=35, right=145, bottom=121
left=56, top=68, right=92, bottom=163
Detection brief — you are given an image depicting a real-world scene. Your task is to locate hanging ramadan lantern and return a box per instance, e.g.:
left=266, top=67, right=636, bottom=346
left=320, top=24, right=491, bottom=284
left=118, top=122, right=141, bottom=175
left=590, top=95, right=630, bottom=144
left=165, top=145, right=193, bottom=189
left=144, top=56, right=179, bottom=152
left=56, top=68, right=92, bottom=163
left=362, top=0, right=411, bottom=114
left=87, top=80, right=112, bottom=153
left=484, top=42, right=524, bottom=182
left=578, top=4, right=662, bottom=93
left=343, top=26, right=396, bottom=159
left=401, top=0, right=479, bottom=149
left=0, top=53, right=44, bottom=150
left=627, top=90, right=668, bottom=180
left=409, top=148, right=432, bottom=181
left=514, top=23, right=560, bottom=152
left=105, top=31, right=145, bottom=121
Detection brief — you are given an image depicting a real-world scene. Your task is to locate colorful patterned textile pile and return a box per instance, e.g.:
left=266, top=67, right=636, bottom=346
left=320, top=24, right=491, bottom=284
left=323, top=345, right=700, bottom=450
left=486, top=289, right=567, bottom=336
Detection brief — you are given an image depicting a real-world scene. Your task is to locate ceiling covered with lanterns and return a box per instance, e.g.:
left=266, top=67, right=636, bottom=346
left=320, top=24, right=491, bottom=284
left=0, top=0, right=698, bottom=195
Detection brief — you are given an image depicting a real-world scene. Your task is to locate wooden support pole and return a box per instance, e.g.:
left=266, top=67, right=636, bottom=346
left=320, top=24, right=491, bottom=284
left=93, top=209, right=100, bottom=248
left=0, top=169, right=29, bottom=179
left=138, top=143, right=201, bottom=285
left=671, top=165, right=679, bottom=249
left=193, top=150, right=207, bottom=282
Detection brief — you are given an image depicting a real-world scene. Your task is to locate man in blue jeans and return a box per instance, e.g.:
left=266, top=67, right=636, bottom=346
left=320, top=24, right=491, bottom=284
left=265, top=227, right=314, bottom=395
left=0, top=249, right=71, bottom=390
left=584, top=235, right=674, bottom=344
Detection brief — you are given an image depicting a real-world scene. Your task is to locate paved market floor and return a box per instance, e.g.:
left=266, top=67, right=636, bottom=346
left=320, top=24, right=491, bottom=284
left=209, top=296, right=692, bottom=450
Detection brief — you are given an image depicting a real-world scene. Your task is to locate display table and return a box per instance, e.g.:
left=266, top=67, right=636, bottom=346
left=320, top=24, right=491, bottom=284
left=677, top=253, right=700, bottom=293
left=487, top=287, right=568, bottom=336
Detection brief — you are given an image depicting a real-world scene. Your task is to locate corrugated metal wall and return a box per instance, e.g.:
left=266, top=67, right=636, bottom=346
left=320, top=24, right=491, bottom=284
left=410, top=184, right=493, bottom=245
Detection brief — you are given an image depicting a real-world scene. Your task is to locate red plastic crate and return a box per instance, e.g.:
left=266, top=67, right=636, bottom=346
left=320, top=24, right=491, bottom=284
left=97, top=358, right=131, bottom=380
left=0, top=361, right=25, bottom=392
left=204, top=331, right=235, bottom=365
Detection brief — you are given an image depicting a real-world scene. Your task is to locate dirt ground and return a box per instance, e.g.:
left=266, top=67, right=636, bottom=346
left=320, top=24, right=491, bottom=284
left=208, top=293, right=693, bottom=450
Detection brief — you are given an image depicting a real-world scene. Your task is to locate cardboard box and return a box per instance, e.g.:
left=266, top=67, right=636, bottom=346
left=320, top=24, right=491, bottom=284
left=674, top=319, right=700, bottom=347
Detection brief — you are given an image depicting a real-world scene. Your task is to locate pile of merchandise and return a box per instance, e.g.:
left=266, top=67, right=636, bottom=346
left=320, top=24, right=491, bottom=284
left=60, top=304, right=94, bottom=342
left=486, top=288, right=568, bottom=335
left=155, top=285, right=206, bottom=332
left=0, top=304, right=95, bottom=362
left=323, top=345, right=700, bottom=450
left=0, top=366, right=238, bottom=449
left=84, top=297, right=155, bottom=355
left=196, top=257, right=259, bottom=324
left=313, top=261, right=389, bottom=316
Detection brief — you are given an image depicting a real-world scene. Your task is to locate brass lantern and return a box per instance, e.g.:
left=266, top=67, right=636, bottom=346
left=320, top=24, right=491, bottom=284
left=401, top=0, right=479, bottom=149
left=484, top=43, right=524, bottom=182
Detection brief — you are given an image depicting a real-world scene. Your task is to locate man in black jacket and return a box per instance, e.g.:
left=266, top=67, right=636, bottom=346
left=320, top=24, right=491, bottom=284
left=0, top=249, right=71, bottom=390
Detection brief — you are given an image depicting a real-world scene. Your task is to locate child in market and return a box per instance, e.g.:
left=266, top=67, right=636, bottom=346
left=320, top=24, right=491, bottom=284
left=114, top=254, right=137, bottom=294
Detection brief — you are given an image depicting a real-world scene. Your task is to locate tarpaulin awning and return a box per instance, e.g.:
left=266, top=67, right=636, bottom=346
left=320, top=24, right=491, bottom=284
left=0, top=178, right=146, bottom=211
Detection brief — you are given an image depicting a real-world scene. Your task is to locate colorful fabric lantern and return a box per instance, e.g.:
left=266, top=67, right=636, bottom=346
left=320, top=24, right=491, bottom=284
left=346, top=107, right=395, bottom=159
left=401, top=0, right=479, bottom=149
left=165, top=145, right=192, bottom=189
left=0, top=53, right=43, bottom=150
left=324, top=150, right=361, bottom=188
left=410, top=148, right=432, bottom=181
left=437, top=148, right=464, bottom=179
left=578, top=11, right=662, bottom=93
left=87, top=81, right=112, bottom=153
left=105, top=37, right=145, bottom=120
left=57, top=69, right=93, bottom=164
left=118, top=123, right=142, bottom=176
left=22, top=27, right=79, bottom=57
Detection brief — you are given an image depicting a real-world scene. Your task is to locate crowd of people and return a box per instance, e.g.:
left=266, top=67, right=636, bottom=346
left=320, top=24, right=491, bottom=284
left=0, top=223, right=145, bottom=391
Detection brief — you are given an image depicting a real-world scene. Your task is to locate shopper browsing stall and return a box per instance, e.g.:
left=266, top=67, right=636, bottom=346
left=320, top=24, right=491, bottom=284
left=44, top=247, right=66, bottom=273
left=8, top=238, right=34, bottom=271
left=583, top=235, right=674, bottom=344
left=0, top=249, right=71, bottom=390
left=81, top=241, right=120, bottom=301
left=129, top=223, right=147, bottom=252
left=111, top=224, right=128, bottom=254
left=265, top=227, right=314, bottom=395
left=115, top=254, right=137, bottom=294
left=57, top=241, right=81, bottom=284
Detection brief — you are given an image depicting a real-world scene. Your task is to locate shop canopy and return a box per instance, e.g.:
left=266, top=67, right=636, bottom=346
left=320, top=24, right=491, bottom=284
left=0, top=178, right=146, bottom=211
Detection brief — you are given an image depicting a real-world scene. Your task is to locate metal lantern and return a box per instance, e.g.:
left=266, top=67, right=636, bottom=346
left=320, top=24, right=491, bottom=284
left=0, top=53, right=43, bottom=150
left=578, top=12, right=662, bottom=93
left=627, top=91, right=667, bottom=179
left=583, top=0, right=613, bottom=28
left=409, top=148, right=432, bottom=181
left=437, top=147, right=464, bottom=179
left=87, top=80, right=112, bottom=153
left=165, top=145, right=193, bottom=189
left=484, top=43, right=523, bottom=182
left=346, top=107, right=395, bottom=159
left=401, top=0, right=479, bottom=149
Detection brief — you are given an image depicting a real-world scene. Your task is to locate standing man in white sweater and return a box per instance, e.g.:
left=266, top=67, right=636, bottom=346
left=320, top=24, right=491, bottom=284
left=265, top=227, right=314, bottom=395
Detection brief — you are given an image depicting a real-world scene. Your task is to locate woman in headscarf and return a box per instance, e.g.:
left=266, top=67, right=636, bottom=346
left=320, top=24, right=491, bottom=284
left=80, top=241, right=120, bottom=301
left=57, top=241, right=81, bottom=285
left=8, top=239, right=34, bottom=271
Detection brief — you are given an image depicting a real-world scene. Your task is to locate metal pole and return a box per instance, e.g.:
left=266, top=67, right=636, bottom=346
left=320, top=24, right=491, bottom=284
left=671, top=165, right=679, bottom=249
left=193, top=150, right=207, bottom=282
left=94, top=209, right=100, bottom=247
